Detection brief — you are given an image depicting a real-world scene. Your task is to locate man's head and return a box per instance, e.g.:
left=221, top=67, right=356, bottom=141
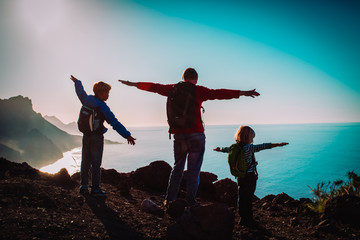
left=182, top=68, right=198, bottom=84
left=93, top=81, right=111, bottom=101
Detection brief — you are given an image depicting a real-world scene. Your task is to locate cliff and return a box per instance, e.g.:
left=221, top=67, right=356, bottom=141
left=1, top=157, right=359, bottom=240
left=0, top=96, right=82, bottom=167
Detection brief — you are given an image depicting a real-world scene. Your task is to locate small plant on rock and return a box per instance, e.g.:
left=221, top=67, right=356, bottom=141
left=307, top=171, right=360, bottom=213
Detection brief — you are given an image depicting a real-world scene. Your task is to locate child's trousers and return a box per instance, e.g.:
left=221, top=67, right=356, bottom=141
left=237, top=172, right=258, bottom=222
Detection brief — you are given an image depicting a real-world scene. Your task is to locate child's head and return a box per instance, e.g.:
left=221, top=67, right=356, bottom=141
left=182, top=68, right=198, bottom=83
left=93, top=81, right=111, bottom=101
left=234, top=126, right=255, bottom=144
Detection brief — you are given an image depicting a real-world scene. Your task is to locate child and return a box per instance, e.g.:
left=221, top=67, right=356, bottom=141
left=214, top=125, right=288, bottom=227
left=71, top=75, right=136, bottom=197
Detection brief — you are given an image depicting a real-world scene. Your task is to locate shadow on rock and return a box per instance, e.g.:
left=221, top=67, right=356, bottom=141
left=85, top=196, right=146, bottom=240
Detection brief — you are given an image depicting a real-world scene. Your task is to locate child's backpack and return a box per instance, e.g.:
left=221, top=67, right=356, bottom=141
left=77, top=105, right=102, bottom=134
left=166, top=81, right=197, bottom=130
left=228, top=143, right=247, bottom=179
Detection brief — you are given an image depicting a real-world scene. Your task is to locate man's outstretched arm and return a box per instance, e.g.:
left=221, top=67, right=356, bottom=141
left=118, top=80, right=138, bottom=87
left=239, top=89, right=260, bottom=98
left=119, top=79, right=173, bottom=97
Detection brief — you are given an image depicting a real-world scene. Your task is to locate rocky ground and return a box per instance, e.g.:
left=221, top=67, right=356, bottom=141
left=0, top=157, right=359, bottom=240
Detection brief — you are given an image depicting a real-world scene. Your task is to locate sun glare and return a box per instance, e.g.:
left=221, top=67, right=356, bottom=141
left=40, top=148, right=81, bottom=175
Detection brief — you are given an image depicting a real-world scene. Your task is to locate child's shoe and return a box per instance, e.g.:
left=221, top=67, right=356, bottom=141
left=91, top=188, right=106, bottom=197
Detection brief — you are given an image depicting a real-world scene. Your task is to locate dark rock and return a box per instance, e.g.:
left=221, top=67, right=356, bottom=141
left=141, top=199, right=163, bottom=214
left=166, top=199, right=188, bottom=219
left=101, top=168, right=131, bottom=194
left=262, top=194, right=276, bottom=203
left=324, top=195, right=360, bottom=224
left=0, top=157, right=39, bottom=179
left=181, top=171, right=218, bottom=196
left=213, top=178, right=237, bottom=206
left=271, top=192, right=294, bottom=204
left=167, top=203, right=234, bottom=240
left=101, top=168, right=128, bottom=185
left=51, top=168, right=76, bottom=189
left=131, top=161, right=172, bottom=192
left=198, top=172, right=218, bottom=196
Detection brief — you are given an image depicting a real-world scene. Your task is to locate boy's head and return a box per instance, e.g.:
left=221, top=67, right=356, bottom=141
left=182, top=68, right=198, bottom=84
left=235, top=126, right=255, bottom=144
left=93, top=81, right=111, bottom=101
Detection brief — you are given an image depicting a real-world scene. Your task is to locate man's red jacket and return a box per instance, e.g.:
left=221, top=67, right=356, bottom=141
left=137, top=82, right=240, bottom=134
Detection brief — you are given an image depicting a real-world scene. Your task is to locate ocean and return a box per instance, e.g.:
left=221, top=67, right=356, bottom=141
left=41, top=123, right=360, bottom=200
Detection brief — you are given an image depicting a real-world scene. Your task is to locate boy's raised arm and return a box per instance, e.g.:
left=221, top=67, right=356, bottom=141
left=70, top=75, right=78, bottom=82
left=70, top=75, right=87, bottom=104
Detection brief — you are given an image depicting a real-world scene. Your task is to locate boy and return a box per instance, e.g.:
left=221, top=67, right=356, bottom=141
left=71, top=75, right=136, bottom=196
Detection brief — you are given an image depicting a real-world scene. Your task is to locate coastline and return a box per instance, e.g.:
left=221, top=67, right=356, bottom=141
left=40, top=147, right=82, bottom=175
left=1, top=157, right=359, bottom=240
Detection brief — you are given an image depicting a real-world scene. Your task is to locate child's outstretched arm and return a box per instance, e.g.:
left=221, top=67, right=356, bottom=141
left=213, top=147, right=229, bottom=153
left=270, top=142, right=289, bottom=148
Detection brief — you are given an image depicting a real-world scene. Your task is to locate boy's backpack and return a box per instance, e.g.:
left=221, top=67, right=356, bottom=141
left=77, top=105, right=103, bottom=134
left=166, top=81, right=197, bottom=130
left=228, top=143, right=247, bottom=179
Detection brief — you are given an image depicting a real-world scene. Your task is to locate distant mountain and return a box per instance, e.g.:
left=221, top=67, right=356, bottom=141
left=44, top=115, right=121, bottom=145
left=44, top=115, right=79, bottom=135
left=0, top=96, right=82, bottom=168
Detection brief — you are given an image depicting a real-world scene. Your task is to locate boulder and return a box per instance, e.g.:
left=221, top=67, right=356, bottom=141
left=131, top=161, right=172, bottom=192
left=213, top=178, right=237, bottom=206
left=51, top=168, right=76, bottom=189
left=181, top=171, right=218, bottom=196
left=141, top=199, right=163, bottom=214
left=101, top=169, right=131, bottom=194
left=101, top=168, right=127, bottom=185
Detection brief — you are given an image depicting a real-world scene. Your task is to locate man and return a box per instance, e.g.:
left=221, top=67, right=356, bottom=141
left=71, top=75, right=136, bottom=196
left=119, top=68, right=259, bottom=205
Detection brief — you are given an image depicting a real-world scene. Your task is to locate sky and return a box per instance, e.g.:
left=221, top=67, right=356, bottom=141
left=1, top=0, right=359, bottom=127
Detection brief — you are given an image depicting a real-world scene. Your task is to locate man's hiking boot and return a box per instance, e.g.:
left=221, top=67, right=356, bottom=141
left=91, top=188, right=106, bottom=197
left=79, top=186, right=89, bottom=195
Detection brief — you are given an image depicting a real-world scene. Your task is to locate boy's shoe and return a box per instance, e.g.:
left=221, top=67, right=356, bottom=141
left=79, top=186, right=89, bottom=195
left=91, top=188, right=106, bottom=197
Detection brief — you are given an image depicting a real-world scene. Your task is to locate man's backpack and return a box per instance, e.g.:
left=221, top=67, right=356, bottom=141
left=166, top=81, right=197, bottom=130
left=77, top=105, right=103, bottom=134
left=228, top=143, right=247, bottom=179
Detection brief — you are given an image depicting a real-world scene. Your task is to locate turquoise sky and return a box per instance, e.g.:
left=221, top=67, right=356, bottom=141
left=0, top=0, right=359, bottom=126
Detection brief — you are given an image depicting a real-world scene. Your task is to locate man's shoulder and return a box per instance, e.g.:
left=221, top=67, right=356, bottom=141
left=195, top=84, right=208, bottom=89
left=194, top=85, right=210, bottom=93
